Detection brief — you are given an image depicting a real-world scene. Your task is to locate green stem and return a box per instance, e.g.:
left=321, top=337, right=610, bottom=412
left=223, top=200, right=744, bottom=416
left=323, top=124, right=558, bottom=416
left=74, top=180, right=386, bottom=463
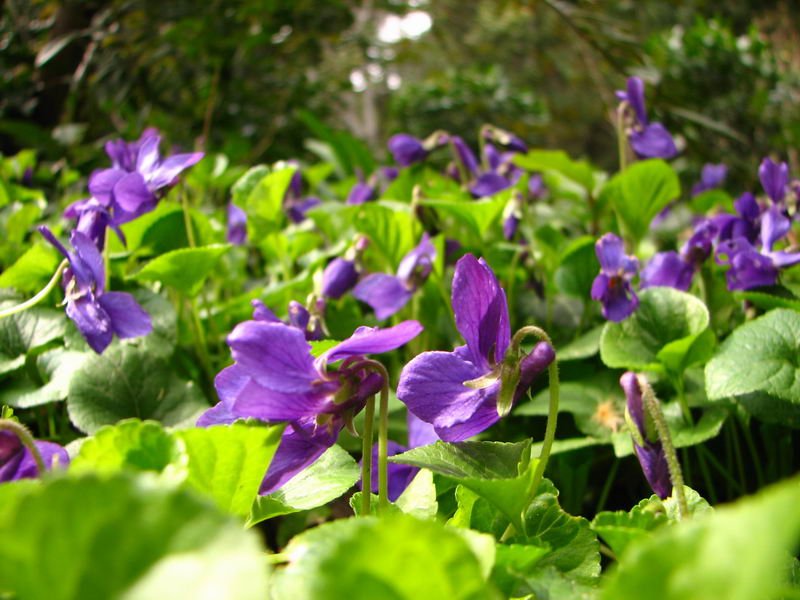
left=695, top=445, right=717, bottom=504
left=0, top=259, right=68, bottom=321
left=698, top=443, right=743, bottom=496
left=103, top=240, right=111, bottom=290
left=510, top=327, right=560, bottom=510
left=361, top=395, right=376, bottom=516
left=673, top=375, right=693, bottom=425
left=188, top=297, right=214, bottom=388
left=595, top=458, right=619, bottom=514
left=738, top=414, right=765, bottom=488
left=356, top=359, right=392, bottom=513
left=0, top=419, right=45, bottom=476
left=181, top=188, right=197, bottom=248
left=616, top=102, right=629, bottom=172
left=639, top=376, right=688, bottom=519
left=378, top=380, right=389, bottom=513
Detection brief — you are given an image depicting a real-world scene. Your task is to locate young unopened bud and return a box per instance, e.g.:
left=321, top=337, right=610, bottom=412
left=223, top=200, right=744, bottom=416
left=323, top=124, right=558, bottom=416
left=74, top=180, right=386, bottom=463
left=388, top=134, right=428, bottom=166
left=321, top=258, right=358, bottom=300
left=620, top=372, right=671, bottom=499
left=497, top=341, right=556, bottom=417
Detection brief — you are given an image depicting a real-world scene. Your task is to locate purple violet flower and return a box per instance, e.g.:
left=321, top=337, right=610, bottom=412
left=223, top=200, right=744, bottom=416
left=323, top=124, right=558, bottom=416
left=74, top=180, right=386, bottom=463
left=397, top=254, right=555, bottom=441
left=620, top=372, right=671, bottom=499
left=716, top=206, right=800, bottom=290
left=197, top=319, right=423, bottom=493
left=616, top=77, right=678, bottom=160
left=759, top=157, right=789, bottom=204
left=691, top=163, right=728, bottom=197
left=388, top=134, right=428, bottom=167
left=640, top=251, right=694, bottom=291
left=710, top=192, right=762, bottom=245
left=38, top=226, right=152, bottom=354
left=353, top=234, right=436, bottom=320
left=85, top=131, right=203, bottom=228
left=0, top=429, right=69, bottom=482
left=468, top=142, right=525, bottom=199
left=591, top=234, right=640, bottom=322
left=226, top=203, right=247, bottom=245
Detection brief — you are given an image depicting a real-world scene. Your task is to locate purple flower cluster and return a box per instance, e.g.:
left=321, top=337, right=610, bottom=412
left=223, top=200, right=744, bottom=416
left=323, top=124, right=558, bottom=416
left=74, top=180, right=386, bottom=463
left=42, top=129, right=203, bottom=353
left=67, top=129, right=203, bottom=248
left=198, top=302, right=422, bottom=494
left=594, top=156, right=800, bottom=322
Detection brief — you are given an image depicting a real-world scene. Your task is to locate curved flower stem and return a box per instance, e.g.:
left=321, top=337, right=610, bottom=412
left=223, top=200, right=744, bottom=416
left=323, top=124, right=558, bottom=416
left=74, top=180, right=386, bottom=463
left=510, top=326, right=560, bottom=511
left=0, top=419, right=45, bottom=476
left=361, top=395, right=376, bottom=516
left=356, top=359, right=392, bottom=514
left=0, top=259, right=68, bottom=321
left=638, top=375, right=688, bottom=519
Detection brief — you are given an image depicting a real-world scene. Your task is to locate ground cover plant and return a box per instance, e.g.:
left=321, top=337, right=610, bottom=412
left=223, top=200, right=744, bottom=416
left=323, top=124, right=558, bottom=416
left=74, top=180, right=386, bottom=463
left=0, top=74, right=799, bottom=599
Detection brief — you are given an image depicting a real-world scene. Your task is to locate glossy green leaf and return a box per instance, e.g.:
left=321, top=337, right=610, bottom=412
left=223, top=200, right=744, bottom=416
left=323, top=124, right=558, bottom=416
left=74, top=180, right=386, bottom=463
left=600, top=159, right=680, bottom=244
left=249, top=444, right=359, bottom=525
left=557, top=326, right=603, bottom=361
left=0, top=303, right=66, bottom=375
left=422, top=196, right=506, bottom=239
left=706, top=308, right=800, bottom=425
left=518, top=479, right=601, bottom=583
left=690, top=189, right=733, bottom=213
left=243, top=167, right=296, bottom=236
left=130, top=244, right=230, bottom=297
left=231, top=164, right=270, bottom=208
left=395, top=468, right=438, bottom=519
left=491, top=543, right=552, bottom=597
left=600, top=287, right=710, bottom=373
left=0, top=244, right=60, bottom=293
left=591, top=501, right=668, bottom=557
left=391, top=440, right=536, bottom=532
left=353, top=201, right=416, bottom=267
left=0, top=347, right=88, bottom=408
left=67, top=344, right=207, bottom=433
left=272, top=513, right=495, bottom=600
left=513, top=149, right=596, bottom=192
left=69, top=418, right=180, bottom=474
left=601, top=476, right=800, bottom=600
left=554, top=236, right=598, bottom=299
left=176, top=423, right=284, bottom=518
left=0, top=474, right=268, bottom=600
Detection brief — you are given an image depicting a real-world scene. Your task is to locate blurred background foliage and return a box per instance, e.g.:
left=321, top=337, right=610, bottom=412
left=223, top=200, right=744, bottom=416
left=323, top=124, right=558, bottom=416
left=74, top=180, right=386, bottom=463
left=2, top=0, right=800, bottom=188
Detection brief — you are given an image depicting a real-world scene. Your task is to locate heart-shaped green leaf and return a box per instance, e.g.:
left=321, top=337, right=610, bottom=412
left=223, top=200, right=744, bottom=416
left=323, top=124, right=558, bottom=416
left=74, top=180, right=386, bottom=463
left=705, top=308, right=800, bottom=426
left=600, top=287, right=711, bottom=374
